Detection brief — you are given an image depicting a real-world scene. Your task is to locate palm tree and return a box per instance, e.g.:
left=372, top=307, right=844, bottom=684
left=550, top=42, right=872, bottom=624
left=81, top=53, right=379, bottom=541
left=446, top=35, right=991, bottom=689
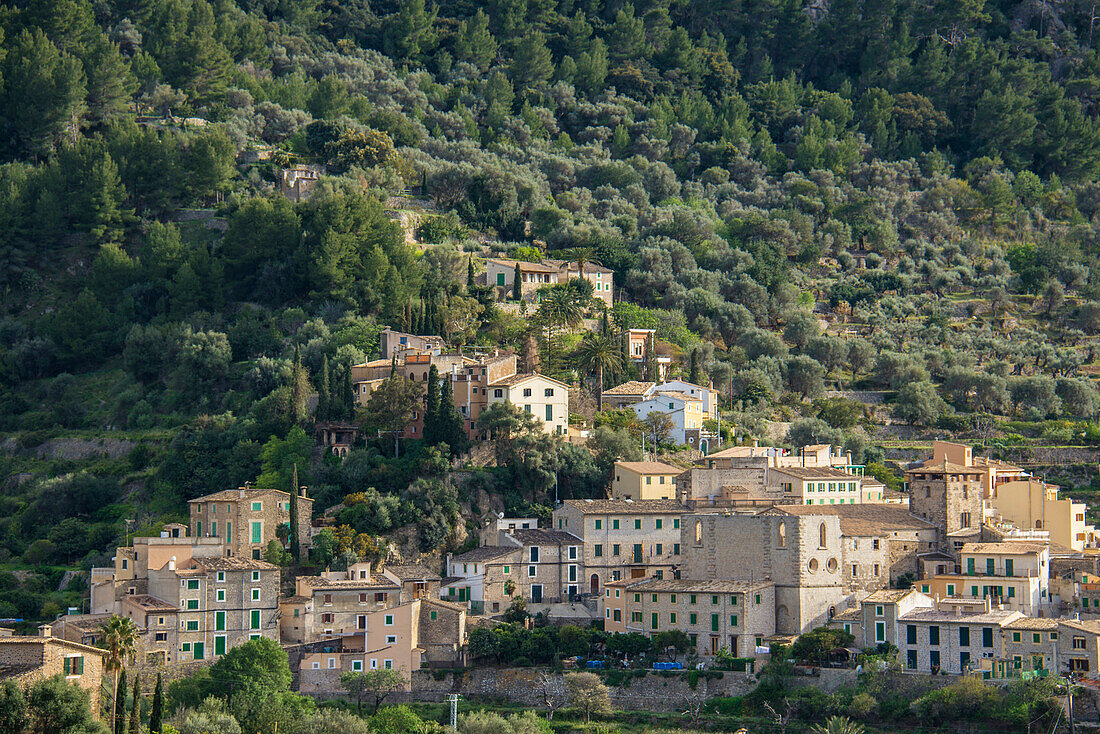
left=99, top=615, right=139, bottom=727
left=536, top=286, right=584, bottom=373
left=575, top=331, right=623, bottom=409
left=811, top=715, right=866, bottom=734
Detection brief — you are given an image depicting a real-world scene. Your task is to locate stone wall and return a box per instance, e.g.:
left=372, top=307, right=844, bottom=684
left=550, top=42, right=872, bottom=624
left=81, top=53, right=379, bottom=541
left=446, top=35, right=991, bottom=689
left=409, top=667, right=763, bottom=711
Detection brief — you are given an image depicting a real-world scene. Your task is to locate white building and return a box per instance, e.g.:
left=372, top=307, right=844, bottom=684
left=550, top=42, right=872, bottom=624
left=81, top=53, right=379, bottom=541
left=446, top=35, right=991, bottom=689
left=487, top=373, right=570, bottom=435
left=632, top=391, right=705, bottom=446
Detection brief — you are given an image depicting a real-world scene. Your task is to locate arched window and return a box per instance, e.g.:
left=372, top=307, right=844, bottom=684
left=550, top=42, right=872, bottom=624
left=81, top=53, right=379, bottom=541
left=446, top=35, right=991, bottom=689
left=1035, top=520, right=1043, bottom=529
left=925, top=488, right=931, bottom=498
left=778, top=522, right=786, bottom=548
left=694, top=521, right=702, bottom=544
left=819, top=522, right=827, bottom=549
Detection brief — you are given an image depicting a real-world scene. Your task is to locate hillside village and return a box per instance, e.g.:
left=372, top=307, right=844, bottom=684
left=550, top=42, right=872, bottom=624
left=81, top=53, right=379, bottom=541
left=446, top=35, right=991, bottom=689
left=11, top=0, right=1100, bottom=731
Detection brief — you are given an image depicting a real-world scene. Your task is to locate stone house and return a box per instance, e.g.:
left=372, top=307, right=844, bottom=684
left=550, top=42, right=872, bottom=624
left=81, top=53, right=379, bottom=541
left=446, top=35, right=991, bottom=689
left=484, top=257, right=614, bottom=306
left=767, top=466, right=863, bottom=506
left=1058, top=618, right=1100, bottom=676
left=896, top=601, right=1024, bottom=675
left=380, top=327, right=445, bottom=359
left=602, top=578, right=776, bottom=658
left=146, top=556, right=280, bottom=661
left=680, top=511, right=846, bottom=635
left=443, top=529, right=583, bottom=612
left=1000, top=616, right=1058, bottom=676
left=189, top=486, right=313, bottom=560
left=120, top=595, right=179, bottom=667
left=631, top=391, right=705, bottom=447
left=552, top=499, right=686, bottom=596
left=828, top=589, right=934, bottom=649
left=760, top=504, right=939, bottom=588
left=906, top=460, right=985, bottom=556
left=0, top=632, right=108, bottom=714
left=600, top=381, right=655, bottom=410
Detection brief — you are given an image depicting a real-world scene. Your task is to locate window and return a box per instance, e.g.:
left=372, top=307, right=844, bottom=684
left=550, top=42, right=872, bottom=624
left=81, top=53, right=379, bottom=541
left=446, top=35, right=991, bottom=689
left=63, top=656, right=84, bottom=676
left=634, top=519, right=641, bottom=530
left=216, top=572, right=225, bottom=583
left=250, top=610, right=260, bottom=630
left=251, top=501, right=262, bottom=512
left=960, top=626, right=970, bottom=646
left=876, top=622, right=886, bottom=643
left=819, top=522, right=827, bottom=548
left=1074, top=636, right=1087, bottom=650
left=186, top=621, right=199, bottom=631
left=651, top=613, right=659, bottom=630
left=595, top=519, right=602, bottom=530
left=1034, top=633, right=1042, bottom=644
left=530, top=547, right=539, bottom=563
left=252, top=571, right=260, bottom=582
left=673, top=519, right=679, bottom=529
left=711, top=614, right=719, bottom=632
left=730, top=615, right=738, bottom=626
left=503, top=565, right=510, bottom=574
left=187, top=580, right=200, bottom=590
left=613, top=519, right=620, bottom=530
left=495, top=389, right=505, bottom=398
left=673, top=543, right=680, bottom=555
left=186, top=600, right=199, bottom=610
left=386, top=635, right=397, bottom=644
left=907, top=650, right=917, bottom=669
left=907, top=625, right=917, bottom=645
left=528, top=565, right=537, bottom=577
left=690, top=613, right=698, bottom=625
left=352, top=660, right=363, bottom=672
left=545, top=405, right=553, bottom=421
left=594, top=544, right=603, bottom=557
left=655, top=544, right=663, bottom=555
left=384, top=615, right=394, bottom=626
left=655, top=519, right=663, bottom=530
left=983, top=627, right=994, bottom=647
left=430, top=610, right=437, bottom=621
left=250, top=521, right=262, bottom=544
left=215, top=612, right=225, bottom=631
left=568, top=546, right=577, bottom=560
left=612, top=544, right=620, bottom=556
left=251, top=589, right=260, bottom=601
left=929, top=626, right=940, bottom=646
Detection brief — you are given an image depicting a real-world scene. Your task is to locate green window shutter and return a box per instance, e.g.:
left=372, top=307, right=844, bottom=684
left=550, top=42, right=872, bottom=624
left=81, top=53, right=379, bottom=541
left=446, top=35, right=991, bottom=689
left=711, top=614, right=719, bottom=632
left=251, top=522, right=262, bottom=544
left=497, top=273, right=505, bottom=286
left=215, top=611, right=225, bottom=631
left=730, top=615, right=738, bottom=627
left=214, top=636, right=226, bottom=656
left=651, top=613, right=659, bottom=630
left=545, top=404, right=552, bottom=421
left=690, top=613, right=697, bottom=624
left=63, top=657, right=71, bottom=675
left=251, top=610, right=260, bottom=629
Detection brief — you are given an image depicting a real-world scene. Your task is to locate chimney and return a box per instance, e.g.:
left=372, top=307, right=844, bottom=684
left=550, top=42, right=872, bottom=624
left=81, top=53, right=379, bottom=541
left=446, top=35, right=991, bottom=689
left=299, top=485, right=308, bottom=498
left=38, top=624, right=52, bottom=638
left=753, top=439, right=759, bottom=448
left=169, top=556, right=176, bottom=571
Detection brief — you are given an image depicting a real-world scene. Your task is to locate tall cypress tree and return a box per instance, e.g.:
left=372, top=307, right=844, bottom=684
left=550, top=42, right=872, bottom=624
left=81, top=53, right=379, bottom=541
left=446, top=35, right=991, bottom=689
left=512, top=262, right=522, bottom=301
left=318, top=355, right=331, bottom=420
left=128, top=674, right=141, bottom=734
left=149, top=674, right=163, bottom=734
left=438, top=378, right=467, bottom=452
left=289, top=463, right=300, bottom=561
left=467, top=257, right=474, bottom=290
left=424, top=364, right=440, bottom=444
left=689, top=348, right=701, bottom=385
left=341, top=363, right=355, bottom=419
left=114, top=668, right=127, bottom=734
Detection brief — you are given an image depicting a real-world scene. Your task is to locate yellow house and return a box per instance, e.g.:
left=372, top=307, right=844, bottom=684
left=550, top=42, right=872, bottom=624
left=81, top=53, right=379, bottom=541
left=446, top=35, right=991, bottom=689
left=611, top=461, right=682, bottom=500
left=993, top=479, right=1096, bottom=552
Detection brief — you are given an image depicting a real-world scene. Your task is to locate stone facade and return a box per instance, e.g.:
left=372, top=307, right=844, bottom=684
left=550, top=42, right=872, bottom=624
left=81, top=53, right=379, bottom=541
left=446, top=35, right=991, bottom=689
left=0, top=635, right=108, bottom=713
left=552, top=500, right=685, bottom=595
left=146, top=556, right=280, bottom=661
left=189, top=487, right=313, bottom=560
left=602, top=578, right=776, bottom=657
left=906, top=462, right=984, bottom=557
left=680, top=512, right=846, bottom=634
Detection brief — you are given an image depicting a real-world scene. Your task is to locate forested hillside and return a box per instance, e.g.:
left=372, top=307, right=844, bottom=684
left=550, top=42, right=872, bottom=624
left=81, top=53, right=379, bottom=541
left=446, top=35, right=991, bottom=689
left=3, top=0, right=1100, bottom=620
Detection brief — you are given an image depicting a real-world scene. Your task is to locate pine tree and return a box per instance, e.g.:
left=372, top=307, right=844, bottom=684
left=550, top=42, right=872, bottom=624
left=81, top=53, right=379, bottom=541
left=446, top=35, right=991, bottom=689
left=455, top=9, right=497, bottom=71
left=128, top=673, right=141, bottom=734
left=424, top=364, right=440, bottom=444
left=149, top=674, right=162, bottom=734
left=115, top=668, right=127, bottom=734
left=289, top=463, right=300, bottom=561
left=512, top=262, right=522, bottom=301
left=510, top=32, right=554, bottom=90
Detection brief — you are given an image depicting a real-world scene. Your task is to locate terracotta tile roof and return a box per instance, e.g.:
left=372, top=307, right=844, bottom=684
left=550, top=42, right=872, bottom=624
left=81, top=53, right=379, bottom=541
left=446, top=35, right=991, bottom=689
left=384, top=564, right=441, bottom=581
left=1004, top=617, right=1058, bottom=630
left=862, top=589, right=924, bottom=603
left=962, top=542, right=1048, bottom=555
left=766, top=504, right=936, bottom=536
left=614, top=461, right=683, bottom=474
left=831, top=607, right=862, bottom=622
left=189, top=487, right=296, bottom=503
left=123, top=595, right=178, bottom=612
left=421, top=597, right=467, bottom=613
left=297, top=575, right=400, bottom=590
left=770, top=466, right=861, bottom=480
left=488, top=372, right=568, bottom=388
left=561, top=499, right=686, bottom=514
left=192, top=557, right=279, bottom=571
left=612, top=578, right=772, bottom=593
left=645, top=391, right=701, bottom=402
left=603, top=381, right=655, bottom=396
left=899, top=609, right=1023, bottom=625
left=449, top=546, right=519, bottom=564
left=908, top=461, right=983, bottom=474
left=510, top=529, right=581, bottom=546
left=487, top=258, right=560, bottom=274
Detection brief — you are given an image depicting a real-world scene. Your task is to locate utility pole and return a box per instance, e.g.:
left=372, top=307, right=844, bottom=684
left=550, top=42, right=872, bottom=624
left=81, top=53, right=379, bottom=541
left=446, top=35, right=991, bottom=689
left=448, top=693, right=460, bottom=731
